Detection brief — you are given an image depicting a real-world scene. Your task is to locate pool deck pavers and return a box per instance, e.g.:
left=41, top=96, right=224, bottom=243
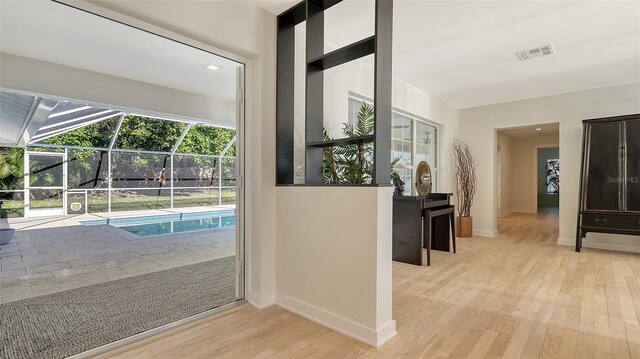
left=0, top=206, right=236, bottom=304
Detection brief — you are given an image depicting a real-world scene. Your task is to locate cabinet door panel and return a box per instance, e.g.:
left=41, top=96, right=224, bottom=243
left=585, top=122, right=621, bottom=211
left=626, top=119, right=640, bottom=212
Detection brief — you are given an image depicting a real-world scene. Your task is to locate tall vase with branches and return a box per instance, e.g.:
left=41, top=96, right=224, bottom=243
left=453, top=138, right=477, bottom=237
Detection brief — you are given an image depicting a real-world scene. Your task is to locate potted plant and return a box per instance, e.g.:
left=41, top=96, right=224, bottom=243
left=322, top=102, right=374, bottom=184
left=453, top=138, right=477, bottom=237
left=0, top=200, right=16, bottom=245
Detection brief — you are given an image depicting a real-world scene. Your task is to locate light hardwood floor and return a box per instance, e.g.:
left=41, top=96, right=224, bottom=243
left=97, top=211, right=640, bottom=359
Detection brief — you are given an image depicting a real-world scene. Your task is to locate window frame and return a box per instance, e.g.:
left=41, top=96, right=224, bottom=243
left=348, top=94, right=439, bottom=195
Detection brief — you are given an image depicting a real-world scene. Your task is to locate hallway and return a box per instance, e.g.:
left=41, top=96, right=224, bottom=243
left=99, top=212, right=640, bottom=359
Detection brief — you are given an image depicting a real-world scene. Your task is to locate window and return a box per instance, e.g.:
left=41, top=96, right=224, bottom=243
left=392, top=112, right=412, bottom=165
left=348, top=96, right=438, bottom=194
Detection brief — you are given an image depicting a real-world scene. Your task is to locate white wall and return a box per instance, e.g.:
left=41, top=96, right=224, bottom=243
left=0, top=52, right=236, bottom=126
left=276, top=186, right=396, bottom=347
left=460, top=82, right=640, bottom=251
left=496, top=133, right=513, bottom=216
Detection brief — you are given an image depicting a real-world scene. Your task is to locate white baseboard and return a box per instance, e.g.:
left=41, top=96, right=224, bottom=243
left=375, top=320, right=398, bottom=348
left=557, top=237, right=574, bottom=246
left=247, top=291, right=275, bottom=310
left=583, top=241, right=640, bottom=253
left=276, top=293, right=397, bottom=348
left=498, top=211, right=513, bottom=217
left=558, top=237, right=640, bottom=254
left=473, top=229, right=498, bottom=237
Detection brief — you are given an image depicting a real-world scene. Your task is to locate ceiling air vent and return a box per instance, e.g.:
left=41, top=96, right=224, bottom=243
left=516, top=44, right=555, bottom=61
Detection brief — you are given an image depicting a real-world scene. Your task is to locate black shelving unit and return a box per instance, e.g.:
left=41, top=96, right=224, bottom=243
left=307, top=135, right=375, bottom=148
left=307, top=36, right=376, bottom=71
left=276, top=0, right=393, bottom=186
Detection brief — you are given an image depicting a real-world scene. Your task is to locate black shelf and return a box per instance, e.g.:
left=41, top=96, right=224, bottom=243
left=280, top=0, right=342, bottom=26
left=276, top=0, right=392, bottom=185
left=279, top=2, right=307, bottom=25
left=276, top=183, right=393, bottom=187
left=309, top=0, right=343, bottom=11
left=307, top=36, right=375, bottom=71
left=307, top=135, right=375, bottom=148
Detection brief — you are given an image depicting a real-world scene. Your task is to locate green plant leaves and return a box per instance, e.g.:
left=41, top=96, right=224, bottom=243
left=322, top=102, right=374, bottom=184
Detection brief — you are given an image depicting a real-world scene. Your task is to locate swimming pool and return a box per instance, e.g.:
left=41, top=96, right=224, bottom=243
left=81, top=210, right=236, bottom=237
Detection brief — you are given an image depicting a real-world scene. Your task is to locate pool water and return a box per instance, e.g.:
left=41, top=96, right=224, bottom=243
left=119, top=216, right=235, bottom=236
left=81, top=211, right=235, bottom=237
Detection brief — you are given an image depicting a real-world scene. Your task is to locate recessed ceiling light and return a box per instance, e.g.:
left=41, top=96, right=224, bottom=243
left=536, top=128, right=543, bottom=131
left=205, top=64, right=219, bottom=71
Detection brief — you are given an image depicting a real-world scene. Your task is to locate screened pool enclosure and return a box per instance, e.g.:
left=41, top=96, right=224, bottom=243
left=0, top=93, right=237, bottom=218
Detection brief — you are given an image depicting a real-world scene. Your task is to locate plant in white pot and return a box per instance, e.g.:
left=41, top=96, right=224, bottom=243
left=453, top=138, right=477, bottom=237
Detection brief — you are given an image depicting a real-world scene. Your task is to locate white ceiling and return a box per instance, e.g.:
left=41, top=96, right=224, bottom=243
left=0, top=1, right=241, bottom=102
left=256, top=0, right=640, bottom=109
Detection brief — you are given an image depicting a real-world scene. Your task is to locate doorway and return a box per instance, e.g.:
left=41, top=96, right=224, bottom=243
left=24, top=151, right=66, bottom=217
left=496, top=123, right=560, bottom=234
left=0, top=1, right=246, bottom=358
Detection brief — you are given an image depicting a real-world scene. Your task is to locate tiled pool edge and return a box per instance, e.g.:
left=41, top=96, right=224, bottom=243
left=81, top=210, right=236, bottom=227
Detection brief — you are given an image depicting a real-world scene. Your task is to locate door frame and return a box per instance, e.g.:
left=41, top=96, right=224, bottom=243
left=532, top=144, right=559, bottom=212
left=24, top=150, right=67, bottom=217
left=22, top=2, right=252, bottom=358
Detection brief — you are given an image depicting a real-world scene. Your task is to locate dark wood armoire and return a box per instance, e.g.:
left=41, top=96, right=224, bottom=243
left=576, top=114, right=640, bottom=252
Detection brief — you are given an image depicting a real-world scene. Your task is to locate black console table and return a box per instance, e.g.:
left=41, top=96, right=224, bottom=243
left=392, top=193, right=455, bottom=266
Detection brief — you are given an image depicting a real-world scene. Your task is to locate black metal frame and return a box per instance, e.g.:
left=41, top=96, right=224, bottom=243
left=276, top=0, right=393, bottom=186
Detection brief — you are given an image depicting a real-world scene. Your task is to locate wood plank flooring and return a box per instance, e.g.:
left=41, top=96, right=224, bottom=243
left=97, top=210, right=640, bottom=359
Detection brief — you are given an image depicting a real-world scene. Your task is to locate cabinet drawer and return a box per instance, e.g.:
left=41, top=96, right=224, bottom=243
left=582, top=214, right=640, bottom=230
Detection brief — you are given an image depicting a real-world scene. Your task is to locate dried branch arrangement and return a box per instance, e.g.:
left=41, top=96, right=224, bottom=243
left=453, top=138, right=477, bottom=217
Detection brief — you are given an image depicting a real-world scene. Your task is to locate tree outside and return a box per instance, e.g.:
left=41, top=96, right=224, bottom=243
left=0, top=115, right=236, bottom=218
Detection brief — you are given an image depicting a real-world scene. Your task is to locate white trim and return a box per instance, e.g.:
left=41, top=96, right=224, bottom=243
left=558, top=237, right=640, bottom=253
left=247, top=291, right=275, bottom=310
left=557, top=237, right=574, bottom=246
left=532, top=143, right=559, bottom=212
left=473, top=229, right=499, bottom=237
left=50, top=0, right=251, bottom=303
left=498, top=210, right=513, bottom=217
left=559, top=237, right=640, bottom=253
left=276, top=293, right=397, bottom=348
left=375, top=320, right=398, bottom=348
